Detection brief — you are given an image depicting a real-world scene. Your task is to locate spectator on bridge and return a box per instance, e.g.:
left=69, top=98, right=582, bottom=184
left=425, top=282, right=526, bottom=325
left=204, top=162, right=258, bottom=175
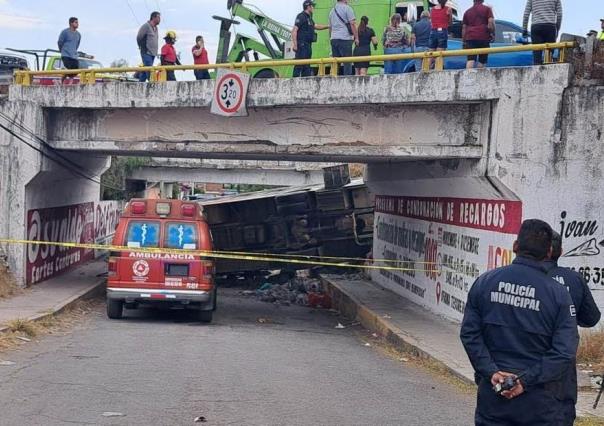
left=57, top=17, right=81, bottom=84
left=353, top=16, right=377, bottom=76
left=136, top=11, right=161, bottom=82
left=328, top=0, right=358, bottom=76
left=462, top=0, right=495, bottom=69
left=192, top=36, right=210, bottom=80
left=160, top=31, right=181, bottom=81
left=599, top=19, right=604, bottom=41
left=411, top=11, right=431, bottom=72
left=292, top=0, right=329, bottom=78
left=382, top=13, right=409, bottom=74
left=522, top=0, right=562, bottom=65
left=429, top=0, right=453, bottom=54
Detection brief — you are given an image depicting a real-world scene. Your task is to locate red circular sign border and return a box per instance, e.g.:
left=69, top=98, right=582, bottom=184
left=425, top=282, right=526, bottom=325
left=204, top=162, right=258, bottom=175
left=215, top=73, right=245, bottom=114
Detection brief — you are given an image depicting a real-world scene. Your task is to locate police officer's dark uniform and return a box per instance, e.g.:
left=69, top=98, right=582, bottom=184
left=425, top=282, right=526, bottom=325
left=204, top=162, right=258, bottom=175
left=544, top=250, right=601, bottom=426
left=293, top=1, right=317, bottom=77
left=461, top=221, right=578, bottom=426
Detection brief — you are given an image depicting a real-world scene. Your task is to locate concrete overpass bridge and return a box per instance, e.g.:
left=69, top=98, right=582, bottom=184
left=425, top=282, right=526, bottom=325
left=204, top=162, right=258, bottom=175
left=1, top=58, right=603, bottom=322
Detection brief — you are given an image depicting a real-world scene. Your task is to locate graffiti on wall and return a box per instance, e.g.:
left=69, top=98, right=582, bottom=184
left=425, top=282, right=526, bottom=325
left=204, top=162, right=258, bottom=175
left=26, top=203, right=95, bottom=285
left=557, top=211, right=604, bottom=289
left=95, top=201, right=122, bottom=245
left=373, top=196, right=523, bottom=322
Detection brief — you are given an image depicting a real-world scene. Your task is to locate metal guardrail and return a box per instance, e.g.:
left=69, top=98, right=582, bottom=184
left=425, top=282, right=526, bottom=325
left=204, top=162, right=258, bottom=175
left=13, top=42, right=576, bottom=86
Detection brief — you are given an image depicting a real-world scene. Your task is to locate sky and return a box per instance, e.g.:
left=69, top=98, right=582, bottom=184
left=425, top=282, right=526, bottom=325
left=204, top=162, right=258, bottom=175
left=0, top=0, right=600, bottom=72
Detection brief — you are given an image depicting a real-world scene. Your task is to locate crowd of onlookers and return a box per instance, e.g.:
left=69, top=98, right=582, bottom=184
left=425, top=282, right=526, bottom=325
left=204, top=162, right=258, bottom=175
left=57, top=12, right=211, bottom=83
left=292, top=0, right=567, bottom=76
left=54, top=0, right=604, bottom=82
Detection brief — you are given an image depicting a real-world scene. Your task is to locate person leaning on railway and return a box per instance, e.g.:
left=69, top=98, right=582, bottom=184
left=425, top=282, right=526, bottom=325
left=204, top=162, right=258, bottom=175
left=160, top=31, right=180, bottom=82
left=460, top=219, right=579, bottom=426
left=57, top=17, right=81, bottom=84
left=136, top=11, right=161, bottom=82
left=411, top=11, right=431, bottom=72
left=382, top=13, right=409, bottom=75
left=522, top=0, right=562, bottom=65
left=292, top=0, right=329, bottom=78
left=328, top=0, right=358, bottom=76
left=544, top=231, right=601, bottom=426
left=599, top=18, right=604, bottom=41
left=462, top=0, right=495, bottom=69
left=353, top=16, right=378, bottom=76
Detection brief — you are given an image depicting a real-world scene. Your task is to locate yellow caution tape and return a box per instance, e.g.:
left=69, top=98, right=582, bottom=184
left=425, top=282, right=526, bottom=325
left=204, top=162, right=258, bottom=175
left=0, top=238, right=441, bottom=274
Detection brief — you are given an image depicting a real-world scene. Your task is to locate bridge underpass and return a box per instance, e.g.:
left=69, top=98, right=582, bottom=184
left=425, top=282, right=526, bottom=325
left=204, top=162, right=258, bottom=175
left=2, top=63, right=604, bottom=323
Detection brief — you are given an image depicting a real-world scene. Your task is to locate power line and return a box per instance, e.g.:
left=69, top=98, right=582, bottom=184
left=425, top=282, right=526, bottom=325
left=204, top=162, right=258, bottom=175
left=0, top=114, right=125, bottom=192
left=125, top=0, right=140, bottom=25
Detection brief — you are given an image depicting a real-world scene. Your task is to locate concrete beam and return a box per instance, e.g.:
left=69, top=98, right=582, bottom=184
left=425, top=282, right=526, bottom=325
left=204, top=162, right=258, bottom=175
left=130, top=166, right=324, bottom=186
left=50, top=140, right=484, bottom=163
left=145, top=157, right=339, bottom=171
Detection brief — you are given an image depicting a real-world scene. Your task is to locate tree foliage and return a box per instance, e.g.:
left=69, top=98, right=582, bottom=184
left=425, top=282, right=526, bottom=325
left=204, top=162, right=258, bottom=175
left=101, top=156, right=150, bottom=200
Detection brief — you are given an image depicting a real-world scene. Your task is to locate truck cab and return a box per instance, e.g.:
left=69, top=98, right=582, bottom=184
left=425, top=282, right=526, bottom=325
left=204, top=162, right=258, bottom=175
left=107, top=199, right=216, bottom=323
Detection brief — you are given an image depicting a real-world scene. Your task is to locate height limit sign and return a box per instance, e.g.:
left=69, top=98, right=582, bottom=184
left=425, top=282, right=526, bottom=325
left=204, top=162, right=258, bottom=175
left=210, top=69, right=250, bottom=117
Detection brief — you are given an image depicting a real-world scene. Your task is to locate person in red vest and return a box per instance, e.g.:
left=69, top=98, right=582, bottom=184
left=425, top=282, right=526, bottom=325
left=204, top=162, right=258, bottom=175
left=192, top=35, right=210, bottom=80
left=160, top=30, right=180, bottom=81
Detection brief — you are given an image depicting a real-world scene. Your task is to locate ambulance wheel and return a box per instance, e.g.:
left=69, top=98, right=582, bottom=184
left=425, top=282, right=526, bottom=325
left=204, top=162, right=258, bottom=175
left=107, top=299, right=124, bottom=319
left=212, top=288, right=218, bottom=311
left=198, top=310, right=213, bottom=323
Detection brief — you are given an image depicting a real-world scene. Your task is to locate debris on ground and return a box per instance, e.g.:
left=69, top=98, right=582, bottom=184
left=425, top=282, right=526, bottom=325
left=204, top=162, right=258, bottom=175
left=335, top=323, right=346, bottom=329
left=239, top=270, right=332, bottom=309
left=257, top=317, right=273, bottom=324
left=15, top=336, right=31, bottom=342
left=0, top=360, right=16, bottom=366
left=364, top=343, right=371, bottom=347
left=194, top=416, right=208, bottom=423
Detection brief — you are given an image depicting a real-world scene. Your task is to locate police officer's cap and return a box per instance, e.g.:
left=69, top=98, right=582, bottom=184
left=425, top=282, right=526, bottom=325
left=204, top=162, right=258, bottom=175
left=303, top=0, right=316, bottom=9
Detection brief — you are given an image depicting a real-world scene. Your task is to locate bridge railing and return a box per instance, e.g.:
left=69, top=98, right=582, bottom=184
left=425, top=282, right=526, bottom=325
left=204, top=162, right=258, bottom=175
left=13, top=42, right=576, bottom=86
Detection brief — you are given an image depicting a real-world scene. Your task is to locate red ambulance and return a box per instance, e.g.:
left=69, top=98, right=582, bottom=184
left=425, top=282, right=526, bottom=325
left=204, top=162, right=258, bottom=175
left=106, top=199, right=216, bottom=322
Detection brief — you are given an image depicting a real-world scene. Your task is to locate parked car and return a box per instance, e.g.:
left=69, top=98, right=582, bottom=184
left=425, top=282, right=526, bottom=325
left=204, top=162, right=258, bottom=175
left=403, top=20, right=533, bottom=72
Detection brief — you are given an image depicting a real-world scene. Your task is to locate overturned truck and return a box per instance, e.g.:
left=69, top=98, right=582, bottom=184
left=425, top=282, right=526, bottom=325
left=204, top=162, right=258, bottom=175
left=198, top=167, right=374, bottom=276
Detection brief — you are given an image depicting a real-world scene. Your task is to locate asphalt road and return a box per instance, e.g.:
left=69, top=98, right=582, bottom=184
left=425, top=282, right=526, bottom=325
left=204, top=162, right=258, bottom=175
left=0, top=289, right=475, bottom=426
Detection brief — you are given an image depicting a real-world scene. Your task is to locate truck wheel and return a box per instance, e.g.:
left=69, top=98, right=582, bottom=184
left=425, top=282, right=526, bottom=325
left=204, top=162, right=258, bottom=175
left=198, top=310, right=213, bottom=323
left=107, top=299, right=124, bottom=319
left=212, top=288, right=218, bottom=311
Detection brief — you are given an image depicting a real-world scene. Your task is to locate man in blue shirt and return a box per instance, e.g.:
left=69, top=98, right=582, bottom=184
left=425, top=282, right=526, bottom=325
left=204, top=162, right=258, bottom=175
left=544, top=231, right=601, bottom=425
left=461, top=219, right=578, bottom=425
left=57, top=17, right=81, bottom=83
left=411, top=11, right=431, bottom=71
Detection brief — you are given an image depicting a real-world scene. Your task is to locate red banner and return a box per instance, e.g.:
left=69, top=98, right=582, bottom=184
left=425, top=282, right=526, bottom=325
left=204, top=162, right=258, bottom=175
left=26, top=203, right=95, bottom=285
left=375, top=196, right=523, bottom=234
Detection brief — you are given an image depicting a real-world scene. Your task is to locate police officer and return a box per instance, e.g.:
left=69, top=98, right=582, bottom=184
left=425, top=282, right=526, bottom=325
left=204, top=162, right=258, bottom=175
left=544, top=231, right=601, bottom=425
left=461, top=219, right=578, bottom=426
left=292, top=0, right=329, bottom=77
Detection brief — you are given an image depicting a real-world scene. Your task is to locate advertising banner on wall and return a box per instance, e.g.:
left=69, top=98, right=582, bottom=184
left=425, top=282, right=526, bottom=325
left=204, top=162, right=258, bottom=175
left=373, top=196, right=523, bottom=322
left=95, top=201, right=122, bottom=246
left=26, top=203, right=95, bottom=285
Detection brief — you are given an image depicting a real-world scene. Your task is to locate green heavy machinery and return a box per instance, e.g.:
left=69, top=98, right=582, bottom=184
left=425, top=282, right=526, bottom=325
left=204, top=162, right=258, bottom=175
left=214, top=0, right=459, bottom=78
